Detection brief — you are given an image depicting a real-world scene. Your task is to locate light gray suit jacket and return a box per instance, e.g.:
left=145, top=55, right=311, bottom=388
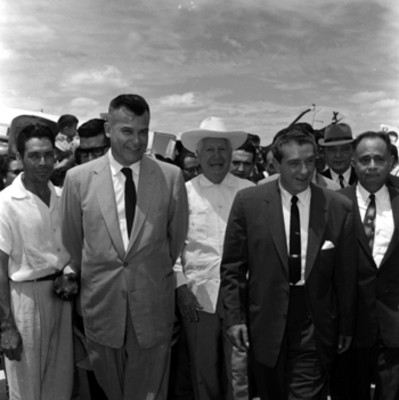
left=61, top=154, right=188, bottom=349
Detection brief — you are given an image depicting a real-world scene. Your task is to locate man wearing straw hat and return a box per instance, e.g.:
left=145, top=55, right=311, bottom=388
left=174, top=116, right=254, bottom=400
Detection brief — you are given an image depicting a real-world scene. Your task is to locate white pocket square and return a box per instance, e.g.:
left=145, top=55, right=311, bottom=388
left=321, top=240, right=335, bottom=250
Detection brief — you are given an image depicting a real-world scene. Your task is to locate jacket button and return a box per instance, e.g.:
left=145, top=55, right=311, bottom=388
left=123, top=262, right=128, bottom=267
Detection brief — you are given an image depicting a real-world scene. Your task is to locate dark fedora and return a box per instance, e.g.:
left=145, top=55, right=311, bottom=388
left=319, top=123, right=353, bottom=146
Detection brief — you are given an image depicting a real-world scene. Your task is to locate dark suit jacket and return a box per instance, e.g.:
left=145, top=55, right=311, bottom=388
left=221, top=181, right=357, bottom=371
left=61, top=154, right=189, bottom=349
left=340, top=185, right=399, bottom=348
left=321, top=166, right=357, bottom=186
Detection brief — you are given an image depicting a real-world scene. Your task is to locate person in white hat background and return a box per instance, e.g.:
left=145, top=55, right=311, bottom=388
left=174, top=117, right=255, bottom=400
left=319, top=123, right=357, bottom=188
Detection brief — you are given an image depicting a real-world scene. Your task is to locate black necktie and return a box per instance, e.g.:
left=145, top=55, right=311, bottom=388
left=289, top=195, right=301, bottom=285
left=363, top=194, right=376, bottom=250
left=339, top=175, right=345, bottom=189
left=121, top=167, right=136, bottom=237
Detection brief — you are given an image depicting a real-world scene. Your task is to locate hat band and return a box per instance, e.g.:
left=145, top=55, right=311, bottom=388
left=324, top=136, right=352, bottom=143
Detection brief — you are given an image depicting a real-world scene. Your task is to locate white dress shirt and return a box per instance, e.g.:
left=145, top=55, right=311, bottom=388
left=329, top=167, right=352, bottom=188
left=108, top=151, right=141, bottom=251
left=279, top=183, right=311, bottom=285
left=356, top=184, right=394, bottom=268
left=174, top=173, right=254, bottom=313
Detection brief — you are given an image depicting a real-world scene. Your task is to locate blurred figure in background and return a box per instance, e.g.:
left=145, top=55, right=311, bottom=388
left=177, top=151, right=201, bottom=182
left=230, top=142, right=256, bottom=181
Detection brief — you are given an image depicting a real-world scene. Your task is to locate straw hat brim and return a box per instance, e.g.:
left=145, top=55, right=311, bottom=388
left=180, top=129, right=248, bottom=153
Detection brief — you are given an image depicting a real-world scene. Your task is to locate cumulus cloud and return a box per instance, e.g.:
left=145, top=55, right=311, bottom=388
left=66, top=66, right=127, bottom=87
left=159, top=92, right=201, bottom=108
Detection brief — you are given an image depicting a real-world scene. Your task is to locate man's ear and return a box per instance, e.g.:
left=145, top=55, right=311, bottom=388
left=104, top=121, right=111, bottom=139
left=16, top=152, right=22, bottom=163
left=274, top=160, right=281, bottom=173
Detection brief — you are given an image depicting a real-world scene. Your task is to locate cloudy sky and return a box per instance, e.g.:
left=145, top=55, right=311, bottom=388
left=1, top=0, right=398, bottom=144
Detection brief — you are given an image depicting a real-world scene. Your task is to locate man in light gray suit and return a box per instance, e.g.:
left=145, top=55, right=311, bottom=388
left=61, top=94, right=189, bottom=400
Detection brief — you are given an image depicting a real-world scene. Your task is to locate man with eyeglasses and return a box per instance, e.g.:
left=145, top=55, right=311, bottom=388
left=75, top=118, right=110, bottom=165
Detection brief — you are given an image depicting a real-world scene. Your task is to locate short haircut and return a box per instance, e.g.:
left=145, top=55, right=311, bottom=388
left=108, top=94, right=150, bottom=120
left=235, top=141, right=256, bottom=162
left=352, top=131, right=391, bottom=155
left=16, top=124, right=55, bottom=155
left=78, top=118, right=107, bottom=139
left=57, top=114, right=79, bottom=131
left=272, top=125, right=316, bottom=163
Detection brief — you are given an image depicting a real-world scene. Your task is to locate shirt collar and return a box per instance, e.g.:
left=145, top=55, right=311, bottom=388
left=278, top=180, right=311, bottom=206
left=357, top=182, right=389, bottom=204
left=330, top=167, right=351, bottom=182
left=10, top=173, right=58, bottom=201
left=108, top=149, right=141, bottom=177
left=198, top=172, right=237, bottom=188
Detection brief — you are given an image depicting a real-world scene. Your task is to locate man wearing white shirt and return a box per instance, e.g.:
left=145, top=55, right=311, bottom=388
left=319, top=123, right=357, bottom=188
left=335, top=131, right=399, bottom=399
left=174, top=117, right=254, bottom=400
left=61, top=94, right=188, bottom=400
left=221, top=126, right=356, bottom=399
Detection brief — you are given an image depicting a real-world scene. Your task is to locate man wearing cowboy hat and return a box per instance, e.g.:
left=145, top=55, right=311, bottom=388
left=174, top=116, right=254, bottom=400
left=320, top=123, right=357, bottom=188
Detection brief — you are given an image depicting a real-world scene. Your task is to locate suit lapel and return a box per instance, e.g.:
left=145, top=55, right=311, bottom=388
left=305, top=184, right=328, bottom=279
left=93, top=156, right=125, bottom=258
left=380, top=187, right=399, bottom=266
left=126, top=156, right=155, bottom=254
left=264, top=181, right=289, bottom=272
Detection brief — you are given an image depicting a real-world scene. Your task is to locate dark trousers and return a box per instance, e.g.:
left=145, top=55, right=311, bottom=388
left=251, top=286, right=327, bottom=400
left=330, top=345, right=399, bottom=400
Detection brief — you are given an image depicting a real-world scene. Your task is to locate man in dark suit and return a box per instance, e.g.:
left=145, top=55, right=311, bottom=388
left=319, top=123, right=357, bottom=188
left=221, top=126, right=357, bottom=399
left=61, top=94, right=189, bottom=400
left=338, top=131, right=399, bottom=399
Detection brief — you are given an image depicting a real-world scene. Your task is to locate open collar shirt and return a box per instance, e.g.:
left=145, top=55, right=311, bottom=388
left=0, top=174, right=70, bottom=281
left=174, top=173, right=254, bottom=313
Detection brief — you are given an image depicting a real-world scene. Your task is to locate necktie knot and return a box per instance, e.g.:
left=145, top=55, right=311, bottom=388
left=121, top=167, right=133, bottom=179
left=291, top=195, right=298, bottom=205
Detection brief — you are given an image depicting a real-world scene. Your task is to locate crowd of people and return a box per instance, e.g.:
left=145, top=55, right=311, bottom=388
left=0, top=93, right=398, bottom=400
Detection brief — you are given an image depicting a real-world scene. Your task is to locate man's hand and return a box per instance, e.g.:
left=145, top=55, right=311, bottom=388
left=227, top=324, right=249, bottom=352
left=337, top=335, right=352, bottom=354
left=53, top=273, right=79, bottom=301
left=1, top=321, right=22, bottom=361
left=176, top=285, right=203, bottom=323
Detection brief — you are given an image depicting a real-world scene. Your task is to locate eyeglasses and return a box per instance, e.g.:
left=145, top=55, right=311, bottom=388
left=76, top=144, right=109, bottom=159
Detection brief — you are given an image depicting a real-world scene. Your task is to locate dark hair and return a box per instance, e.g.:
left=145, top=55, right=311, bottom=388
left=236, top=141, right=256, bottom=161
left=57, top=114, right=79, bottom=131
left=176, top=151, right=197, bottom=169
left=388, top=130, right=398, bottom=140
left=16, top=124, right=55, bottom=155
left=108, top=94, right=150, bottom=119
left=391, top=142, right=398, bottom=164
left=352, top=131, right=391, bottom=155
left=78, top=118, right=107, bottom=139
left=272, top=125, right=316, bottom=163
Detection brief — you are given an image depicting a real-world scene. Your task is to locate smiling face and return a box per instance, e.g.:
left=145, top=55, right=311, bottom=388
left=276, top=141, right=316, bottom=195
left=105, top=106, right=149, bottom=166
left=353, top=136, right=392, bottom=193
left=18, top=137, right=55, bottom=185
left=197, top=137, right=232, bottom=184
